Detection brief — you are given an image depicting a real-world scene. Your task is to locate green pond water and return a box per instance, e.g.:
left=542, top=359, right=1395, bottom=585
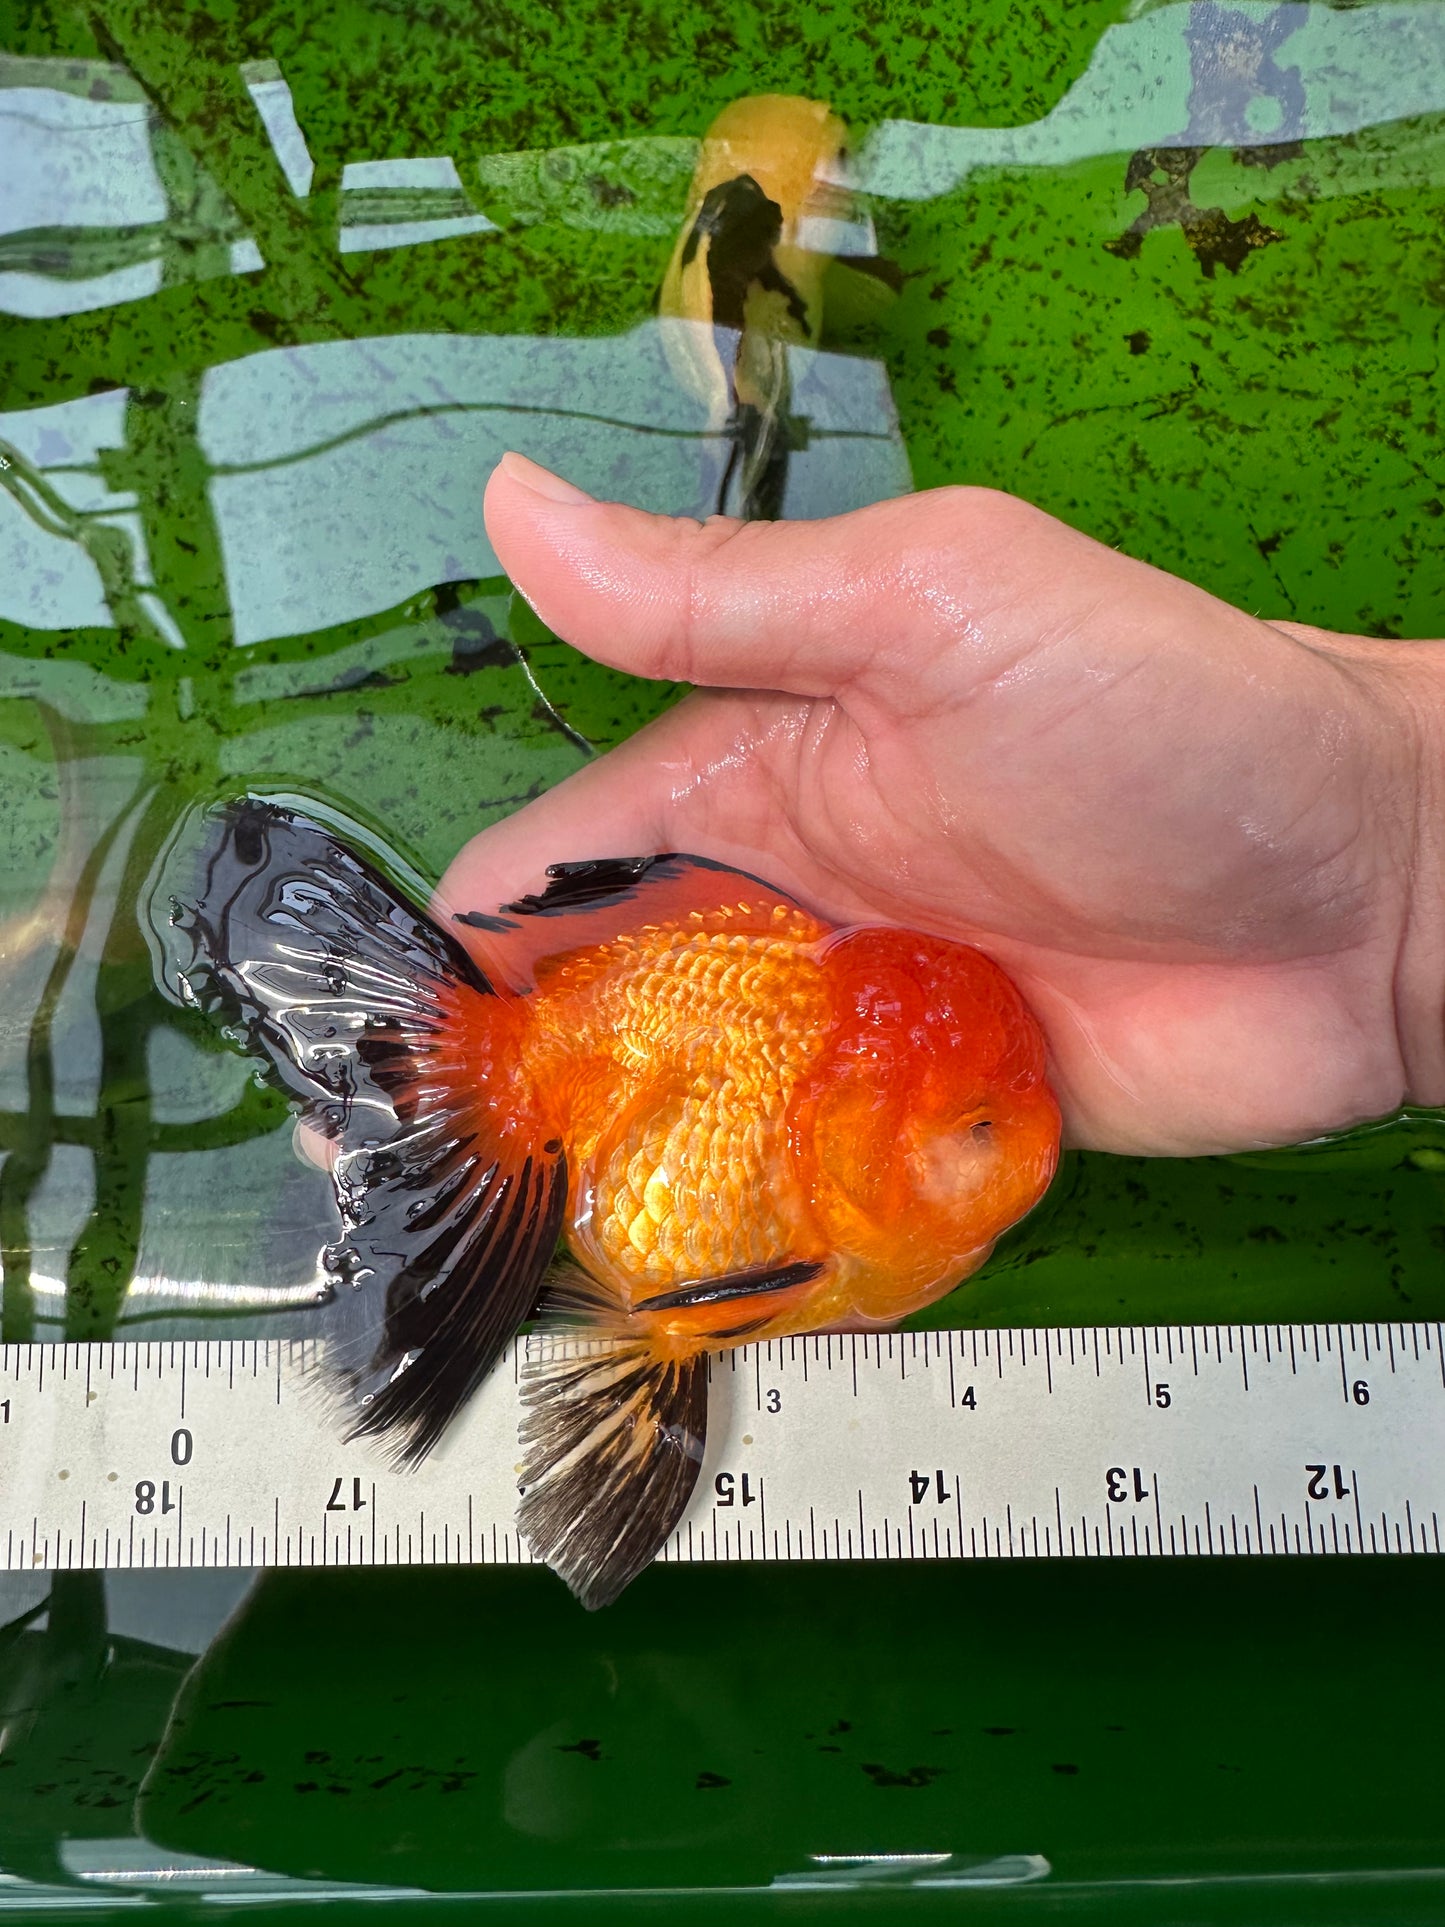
left=1, top=0, right=1443, bottom=1913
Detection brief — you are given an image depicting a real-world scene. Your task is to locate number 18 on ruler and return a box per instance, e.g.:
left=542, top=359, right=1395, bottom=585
left=0, top=1325, right=1442, bottom=1571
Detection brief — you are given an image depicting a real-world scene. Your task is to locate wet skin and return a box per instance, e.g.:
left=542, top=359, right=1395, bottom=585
left=439, top=453, right=1445, bottom=1161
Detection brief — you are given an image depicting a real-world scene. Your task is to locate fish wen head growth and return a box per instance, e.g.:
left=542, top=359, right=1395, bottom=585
left=798, top=927, right=1060, bottom=1323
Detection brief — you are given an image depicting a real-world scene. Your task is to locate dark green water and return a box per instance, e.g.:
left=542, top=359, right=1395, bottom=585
left=1, top=0, right=1443, bottom=1913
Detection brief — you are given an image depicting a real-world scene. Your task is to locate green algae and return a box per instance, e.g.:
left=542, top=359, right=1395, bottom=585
left=1, top=0, right=1442, bottom=1345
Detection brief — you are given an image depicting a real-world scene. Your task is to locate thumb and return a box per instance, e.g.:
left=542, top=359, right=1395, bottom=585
left=483, top=452, right=1101, bottom=697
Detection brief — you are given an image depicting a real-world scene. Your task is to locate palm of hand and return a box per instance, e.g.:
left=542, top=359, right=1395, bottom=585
left=442, top=465, right=1438, bottom=1156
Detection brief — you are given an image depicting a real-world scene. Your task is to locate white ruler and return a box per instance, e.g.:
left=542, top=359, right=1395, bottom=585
left=1, top=1324, right=1442, bottom=1573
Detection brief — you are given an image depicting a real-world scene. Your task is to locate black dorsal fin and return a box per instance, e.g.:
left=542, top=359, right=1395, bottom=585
left=680, top=172, right=778, bottom=274
left=497, top=852, right=791, bottom=925
left=500, top=854, right=688, bottom=919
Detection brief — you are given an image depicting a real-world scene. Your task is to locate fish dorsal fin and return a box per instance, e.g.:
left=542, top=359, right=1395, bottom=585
left=449, top=852, right=822, bottom=990
left=502, top=853, right=691, bottom=917
left=681, top=173, right=780, bottom=275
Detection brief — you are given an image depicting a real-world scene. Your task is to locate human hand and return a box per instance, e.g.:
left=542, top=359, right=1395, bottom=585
left=439, top=453, right=1445, bottom=1157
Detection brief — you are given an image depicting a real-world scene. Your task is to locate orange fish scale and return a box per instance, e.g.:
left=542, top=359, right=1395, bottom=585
left=534, top=914, right=832, bottom=1297
left=600, top=1079, right=800, bottom=1285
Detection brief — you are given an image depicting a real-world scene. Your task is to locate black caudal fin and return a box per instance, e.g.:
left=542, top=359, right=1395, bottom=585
left=158, top=797, right=565, bottom=1463
left=518, top=1335, right=708, bottom=1611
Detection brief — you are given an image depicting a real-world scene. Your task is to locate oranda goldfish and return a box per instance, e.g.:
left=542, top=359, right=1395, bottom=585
left=165, top=800, right=1060, bottom=1606
left=660, top=94, right=850, bottom=520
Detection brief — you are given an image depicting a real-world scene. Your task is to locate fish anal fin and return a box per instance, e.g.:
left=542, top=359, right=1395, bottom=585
left=517, top=1340, right=707, bottom=1610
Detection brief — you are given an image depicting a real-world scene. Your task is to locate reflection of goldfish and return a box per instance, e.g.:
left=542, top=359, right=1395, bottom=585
left=166, top=801, right=1059, bottom=1606
left=660, top=95, right=850, bottom=520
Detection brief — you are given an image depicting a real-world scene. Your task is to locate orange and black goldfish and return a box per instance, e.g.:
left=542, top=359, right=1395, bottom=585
left=660, top=95, right=851, bottom=520
left=164, top=800, right=1060, bottom=1606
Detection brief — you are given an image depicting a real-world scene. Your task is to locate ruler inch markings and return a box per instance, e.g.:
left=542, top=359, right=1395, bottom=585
left=2, top=1324, right=1442, bottom=1574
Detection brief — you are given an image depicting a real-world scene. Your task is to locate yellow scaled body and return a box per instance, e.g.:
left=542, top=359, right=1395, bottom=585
left=497, top=868, right=1059, bottom=1360
left=524, top=899, right=832, bottom=1295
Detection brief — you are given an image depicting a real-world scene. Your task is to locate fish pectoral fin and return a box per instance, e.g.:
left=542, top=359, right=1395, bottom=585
left=518, top=1340, right=708, bottom=1610
left=818, top=255, right=902, bottom=344
left=162, top=797, right=564, bottom=1466
left=831, top=252, right=903, bottom=293
left=634, top=1258, right=824, bottom=1314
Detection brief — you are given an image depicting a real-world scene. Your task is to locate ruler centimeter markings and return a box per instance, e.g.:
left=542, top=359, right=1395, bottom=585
left=0, top=1324, right=1442, bottom=1573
